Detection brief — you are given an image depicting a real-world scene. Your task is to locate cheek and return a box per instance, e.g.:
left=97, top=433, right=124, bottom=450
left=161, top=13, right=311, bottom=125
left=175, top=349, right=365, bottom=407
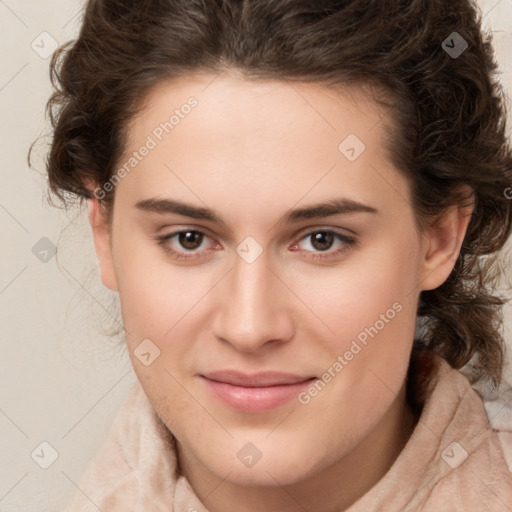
left=289, top=231, right=421, bottom=409
left=111, top=232, right=209, bottom=335
left=292, top=234, right=420, bottom=345
left=114, top=218, right=421, bottom=367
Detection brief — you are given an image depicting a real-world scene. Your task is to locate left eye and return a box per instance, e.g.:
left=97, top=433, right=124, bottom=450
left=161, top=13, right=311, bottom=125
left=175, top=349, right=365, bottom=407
left=291, top=230, right=356, bottom=259
left=298, top=231, right=343, bottom=251
left=155, top=228, right=355, bottom=261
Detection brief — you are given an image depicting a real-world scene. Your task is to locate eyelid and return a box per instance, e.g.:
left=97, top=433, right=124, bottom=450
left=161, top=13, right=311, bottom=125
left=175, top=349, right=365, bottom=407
left=294, top=224, right=356, bottom=239
left=157, top=224, right=233, bottom=247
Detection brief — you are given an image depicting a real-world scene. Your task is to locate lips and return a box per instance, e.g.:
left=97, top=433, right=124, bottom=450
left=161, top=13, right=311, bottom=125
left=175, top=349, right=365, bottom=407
left=200, top=370, right=315, bottom=412
left=202, top=370, right=313, bottom=387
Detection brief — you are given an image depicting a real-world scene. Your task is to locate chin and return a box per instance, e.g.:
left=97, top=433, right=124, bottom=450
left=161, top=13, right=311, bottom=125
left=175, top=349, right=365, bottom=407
left=194, top=435, right=329, bottom=488
left=216, top=458, right=313, bottom=487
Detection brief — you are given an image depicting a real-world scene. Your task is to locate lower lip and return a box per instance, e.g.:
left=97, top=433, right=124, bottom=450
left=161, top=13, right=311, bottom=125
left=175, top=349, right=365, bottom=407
left=201, top=377, right=315, bottom=413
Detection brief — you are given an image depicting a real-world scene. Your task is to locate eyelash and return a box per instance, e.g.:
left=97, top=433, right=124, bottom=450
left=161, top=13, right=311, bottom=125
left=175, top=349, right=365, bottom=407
left=154, top=228, right=357, bottom=262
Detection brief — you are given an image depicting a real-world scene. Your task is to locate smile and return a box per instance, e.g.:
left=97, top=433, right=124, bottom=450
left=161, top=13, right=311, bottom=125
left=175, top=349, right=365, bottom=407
left=200, top=371, right=316, bottom=413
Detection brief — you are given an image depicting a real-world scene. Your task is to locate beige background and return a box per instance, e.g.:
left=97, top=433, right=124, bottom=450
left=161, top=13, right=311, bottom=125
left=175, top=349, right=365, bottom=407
left=0, top=1, right=511, bottom=510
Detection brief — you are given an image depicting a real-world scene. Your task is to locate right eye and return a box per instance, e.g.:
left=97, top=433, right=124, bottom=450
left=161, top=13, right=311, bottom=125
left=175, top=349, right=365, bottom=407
left=154, top=229, right=219, bottom=260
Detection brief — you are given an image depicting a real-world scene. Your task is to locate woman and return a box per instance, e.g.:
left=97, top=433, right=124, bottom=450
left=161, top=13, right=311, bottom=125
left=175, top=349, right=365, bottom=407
left=42, top=0, right=512, bottom=510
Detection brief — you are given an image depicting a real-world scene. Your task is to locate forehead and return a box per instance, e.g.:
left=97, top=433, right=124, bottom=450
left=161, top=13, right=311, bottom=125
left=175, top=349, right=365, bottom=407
left=129, top=71, right=388, bottom=142
left=114, top=72, right=409, bottom=224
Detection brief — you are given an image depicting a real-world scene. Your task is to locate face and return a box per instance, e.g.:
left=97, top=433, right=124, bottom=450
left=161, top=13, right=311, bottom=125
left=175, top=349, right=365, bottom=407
left=88, top=71, right=468, bottom=490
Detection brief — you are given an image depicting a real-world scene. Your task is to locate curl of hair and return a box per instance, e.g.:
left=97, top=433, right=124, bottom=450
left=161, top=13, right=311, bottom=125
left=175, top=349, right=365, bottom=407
left=39, top=0, right=512, bottom=385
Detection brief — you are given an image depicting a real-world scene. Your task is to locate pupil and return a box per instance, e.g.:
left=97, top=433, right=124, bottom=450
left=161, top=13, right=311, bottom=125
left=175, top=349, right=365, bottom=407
left=179, top=231, right=202, bottom=250
left=312, top=231, right=333, bottom=251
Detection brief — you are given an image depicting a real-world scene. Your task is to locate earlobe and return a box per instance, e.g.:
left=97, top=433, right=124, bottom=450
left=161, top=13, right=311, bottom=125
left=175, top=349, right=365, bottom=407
left=419, top=189, right=475, bottom=292
left=87, top=198, right=118, bottom=292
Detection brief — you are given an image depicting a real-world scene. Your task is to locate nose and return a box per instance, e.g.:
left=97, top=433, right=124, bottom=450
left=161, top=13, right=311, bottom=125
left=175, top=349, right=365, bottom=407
left=212, top=249, right=294, bottom=353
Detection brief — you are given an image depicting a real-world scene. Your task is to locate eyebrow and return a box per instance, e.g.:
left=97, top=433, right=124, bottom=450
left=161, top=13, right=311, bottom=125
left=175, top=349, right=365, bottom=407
left=134, top=197, right=378, bottom=226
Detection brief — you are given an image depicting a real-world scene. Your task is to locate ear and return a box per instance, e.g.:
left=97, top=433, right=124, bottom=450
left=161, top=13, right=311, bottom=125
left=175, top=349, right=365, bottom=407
left=87, top=197, right=118, bottom=292
left=419, top=185, right=475, bottom=291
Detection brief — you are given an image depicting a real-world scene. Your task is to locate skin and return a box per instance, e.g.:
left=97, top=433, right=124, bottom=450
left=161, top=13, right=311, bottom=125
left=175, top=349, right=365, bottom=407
left=87, top=70, right=473, bottom=512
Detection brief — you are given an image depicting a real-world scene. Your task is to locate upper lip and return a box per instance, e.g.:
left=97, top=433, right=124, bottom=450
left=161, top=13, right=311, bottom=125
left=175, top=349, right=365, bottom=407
left=201, top=370, right=314, bottom=387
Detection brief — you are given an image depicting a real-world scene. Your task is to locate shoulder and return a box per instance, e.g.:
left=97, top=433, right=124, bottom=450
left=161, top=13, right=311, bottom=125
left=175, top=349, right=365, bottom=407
left=65, top=379, right=178, bottom=511
left=461, top=361, right=512, bottom=472
left=482, top=386, right=512, bottom=472
left=407, top=354, right=512, bottom=509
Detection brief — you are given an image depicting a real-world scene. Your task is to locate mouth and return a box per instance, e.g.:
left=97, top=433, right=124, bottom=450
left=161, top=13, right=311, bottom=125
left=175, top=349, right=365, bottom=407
left=200, top=370, right=316, bottom=413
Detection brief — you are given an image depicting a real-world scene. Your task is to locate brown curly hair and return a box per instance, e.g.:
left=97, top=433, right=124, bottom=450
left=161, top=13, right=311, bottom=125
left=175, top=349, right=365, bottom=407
left=38, top=0, right=512, bottom=386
